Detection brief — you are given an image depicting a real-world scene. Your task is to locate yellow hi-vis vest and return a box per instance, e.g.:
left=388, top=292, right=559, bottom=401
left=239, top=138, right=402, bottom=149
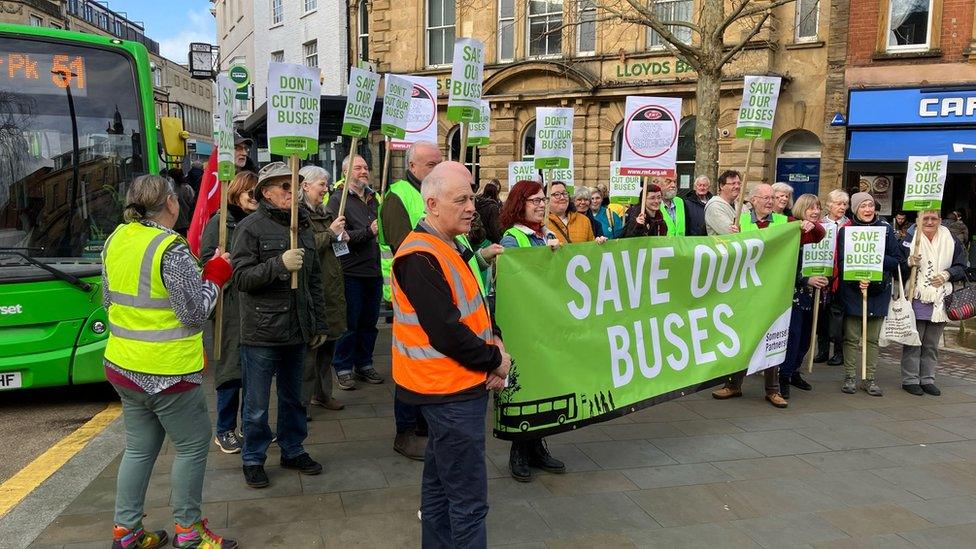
left=103, top=223, right=204, bottom=375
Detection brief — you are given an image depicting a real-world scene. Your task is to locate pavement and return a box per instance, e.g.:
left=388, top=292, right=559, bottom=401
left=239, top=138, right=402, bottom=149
left=9, top=325, right=976, bottom=548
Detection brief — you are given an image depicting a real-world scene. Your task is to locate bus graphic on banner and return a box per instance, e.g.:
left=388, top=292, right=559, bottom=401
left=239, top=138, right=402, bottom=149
left=496, top=393, right=579, bottom=433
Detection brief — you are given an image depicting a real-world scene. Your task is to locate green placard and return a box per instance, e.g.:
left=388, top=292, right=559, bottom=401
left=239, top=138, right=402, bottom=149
left=801, top=224, right=836, bottom=277
left=534, top=107, right=573, bottom=170
left=267, top=62, right=322, bottom=159
left=215, top=74, right=235, bottom=182
left=842, top=226, right=886, bottom=282
left=492, top=223, right=800, bottom=440
left=903, top=155, right=948, bottom=211
left=342, top=66, right=380, bottom=138
left=736, top=76, right=781, bottom=141
left=446, top=38, right=484, bottom=123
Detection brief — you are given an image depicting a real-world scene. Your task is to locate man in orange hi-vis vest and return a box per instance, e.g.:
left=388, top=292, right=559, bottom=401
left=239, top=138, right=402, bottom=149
left=391, top=161, right=511, bottom=548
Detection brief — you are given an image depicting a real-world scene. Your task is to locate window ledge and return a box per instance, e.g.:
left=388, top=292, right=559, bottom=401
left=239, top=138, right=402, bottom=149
left=300, top=9, right=317, bottom=19
left=785, top=40, right=824, bottom=50
left=269, top=22, right=285, bottom=30
left=873, top=48, right=942, bottom=61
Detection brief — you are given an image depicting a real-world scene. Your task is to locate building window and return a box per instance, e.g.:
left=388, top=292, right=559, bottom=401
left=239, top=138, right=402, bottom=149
left=272, top=0, right=284, bottom=24
left=29, top=15, right=43, bottom=26
left=426, top=0, right=456, bottom=66
left=521, top=121, right=536, bottom=163
left=50, top=22, right=62, bottom=29
left=528, top=0, right=562, bottom=58
left=795, top=0, right=818, bottom=41
left=271, top=50, right=285, bottom=63
left=358, top=0, right=369, bottom=61
left=305, top=0, right=317, bottom=12
left=304, top=40, right=318, bottom=67
left=498, top=0, right=515, bottom=62
left=647, top=0, right=692, bottom=49
left=448, top=126, right=479, bottom=184
left=676, top=117, right=696, bottom=189
left=577, top=0, right=596, bottom=55
left=153, top=67, right=162, bottom=87
left=887, top=0, right=932, bottom=51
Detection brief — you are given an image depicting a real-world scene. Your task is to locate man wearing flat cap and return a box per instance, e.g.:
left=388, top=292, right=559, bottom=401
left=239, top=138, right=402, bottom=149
left=232, top=162, right=328, bottom=489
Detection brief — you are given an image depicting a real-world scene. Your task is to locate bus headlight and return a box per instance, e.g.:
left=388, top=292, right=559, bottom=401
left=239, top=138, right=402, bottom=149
left=91, top=321, right=106, bottom=334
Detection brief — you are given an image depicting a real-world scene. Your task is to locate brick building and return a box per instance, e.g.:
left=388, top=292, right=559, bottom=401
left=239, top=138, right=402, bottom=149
left=356, top=0, right=835, bottom=195
left=823, top=0, right=976, bottom=227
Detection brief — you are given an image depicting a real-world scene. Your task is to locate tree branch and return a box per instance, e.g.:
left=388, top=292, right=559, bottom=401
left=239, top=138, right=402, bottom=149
left=727, top=0, right=798, bottom=24
left=715, top=0, right=753, bottom=39
left=596, top=0, right=701, bottom=66
left=719, top=10, right=770, bottom=66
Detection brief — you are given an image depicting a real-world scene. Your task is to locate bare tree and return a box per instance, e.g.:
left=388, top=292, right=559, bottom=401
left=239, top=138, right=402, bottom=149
left=576, top=0, right=797, bottom=183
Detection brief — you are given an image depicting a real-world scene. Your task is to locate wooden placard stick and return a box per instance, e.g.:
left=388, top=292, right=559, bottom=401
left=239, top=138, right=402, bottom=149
left=213, top=171, right=231, bottom=361
left=337, top=136, right=360, bottom=219
left=861, top=285, right=868, bottom=380
left=289, top=154, right=300, bottom=290
left=379, top=136, right=392, bottom=197
left=734, top=137, right=757, bottom=220
left=806, top=288, right=821, bottom=373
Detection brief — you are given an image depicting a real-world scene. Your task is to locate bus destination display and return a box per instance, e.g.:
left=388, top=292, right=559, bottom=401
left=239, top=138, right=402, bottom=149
left=0, top=51, right=87, bottom=96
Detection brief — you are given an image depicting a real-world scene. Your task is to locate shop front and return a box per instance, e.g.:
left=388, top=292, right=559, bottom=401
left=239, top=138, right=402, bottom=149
left=845, top=86, right=976, bottom=229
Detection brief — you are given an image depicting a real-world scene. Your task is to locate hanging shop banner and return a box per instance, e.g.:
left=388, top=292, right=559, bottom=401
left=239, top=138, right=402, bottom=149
left=467, top=100, right=491, bottom=146
left=903, top=155, right=948, bottom=211
left=215, top=74, right=235, bottom=181
left=534, top=107, right=574, bottom=169
left=609, top=161, right=641, bottom=205
left=736, top=76, right=782, bottom=139
left=508, top=161, right=541, bottom=186
left=842, top=226, right=887, bottom=282
left=340, top=66, right=380, bottom=138
left=619, top=96, right=682, bottom=177
left=801, top=223, right=836, bottom=277
left=446, top=37, right=485, bottom=122
left=492, top=223, right=800, bottom=440
left=267, top=62, right=322, bottom=158
left=390, top=76, right=438, bottom=151
left=381, top=74, right=413, bottom=139
left=229, top=63, right=250, bottom=100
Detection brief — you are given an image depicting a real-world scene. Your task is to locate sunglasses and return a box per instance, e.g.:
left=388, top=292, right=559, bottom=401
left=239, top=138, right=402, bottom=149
left=269, top=182, right=292, bottom=192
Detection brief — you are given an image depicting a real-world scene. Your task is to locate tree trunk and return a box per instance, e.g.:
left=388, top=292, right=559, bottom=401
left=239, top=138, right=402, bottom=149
left=693, top=0, right=725, bottom=186
left=694, top=67, right=722, bottom=186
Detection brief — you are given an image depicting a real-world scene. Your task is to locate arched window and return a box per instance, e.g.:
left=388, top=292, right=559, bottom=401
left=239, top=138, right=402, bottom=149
left=612, top=122, right=623, bottom=161
left=775, top=130, right=822, bottom=196
left=777, top=129, right=822, bottom=158
left=447, top=125, right=480, bottom=184
left=521, top=121, right=536, bottom=163
left=676, top=117, right=696, bottom=189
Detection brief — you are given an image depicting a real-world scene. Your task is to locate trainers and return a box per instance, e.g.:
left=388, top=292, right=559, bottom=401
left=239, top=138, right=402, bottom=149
left=355, top=368, right=384, bottom=384
left=842, top=377, right=857, bottom=394
left=861, top=379, right=883, bottom=397
left=281, top=452, right=323, bottom=475
left=711, top=387, right=742, bottom=399
left=310, top=397, right=345, bottom=410
left=394, top=432, right=426, bottom=461
left=214, top=431, right=242, bottom=454
left=336, top=372, right=356, bottom=390
left=112, top=524, right=167, bottom=549
left=172, top=519, right=237, bottom=549
left=921, top=384, right=942, bottom=396
left=243, top=464, right=269, bottom=488
left=902, top=384, right=924, bottom=396
left=766, top=393, right=789, bottom=408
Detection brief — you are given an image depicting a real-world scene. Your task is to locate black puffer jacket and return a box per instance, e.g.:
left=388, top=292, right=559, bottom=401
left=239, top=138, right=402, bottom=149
left=231, top=200, right=327, bottom=346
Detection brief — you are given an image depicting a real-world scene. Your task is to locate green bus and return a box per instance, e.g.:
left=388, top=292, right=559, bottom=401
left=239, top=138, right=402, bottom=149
left=0, top=24, right=159, bottom=390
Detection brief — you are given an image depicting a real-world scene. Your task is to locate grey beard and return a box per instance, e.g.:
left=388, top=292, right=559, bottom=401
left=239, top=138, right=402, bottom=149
left=663, top=190, right=677, bottom=201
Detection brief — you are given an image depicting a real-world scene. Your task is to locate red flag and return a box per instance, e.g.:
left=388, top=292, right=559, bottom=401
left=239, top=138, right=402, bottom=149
left=187, top=152, right=220, bottom=256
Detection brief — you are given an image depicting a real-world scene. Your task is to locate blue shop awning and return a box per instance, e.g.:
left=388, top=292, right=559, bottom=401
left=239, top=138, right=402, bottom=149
left=848, top=129, right=976, bottom=162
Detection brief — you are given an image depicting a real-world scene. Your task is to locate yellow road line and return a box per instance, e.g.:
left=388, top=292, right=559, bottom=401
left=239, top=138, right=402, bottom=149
left=0, top=402, right=122, bottom=517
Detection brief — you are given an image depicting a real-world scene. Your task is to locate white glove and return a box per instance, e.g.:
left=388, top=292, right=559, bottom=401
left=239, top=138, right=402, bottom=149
left=281, top=248, right=305, bottom=272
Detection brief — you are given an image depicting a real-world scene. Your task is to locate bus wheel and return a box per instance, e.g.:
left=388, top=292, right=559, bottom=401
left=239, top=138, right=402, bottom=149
left=557, top=414, right=566, bottom=425
left=519, top=421, right=530, bottom=432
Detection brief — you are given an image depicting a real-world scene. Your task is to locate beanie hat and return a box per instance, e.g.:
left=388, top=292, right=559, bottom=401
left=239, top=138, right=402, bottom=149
left=850, top=192, right=873, bottom=213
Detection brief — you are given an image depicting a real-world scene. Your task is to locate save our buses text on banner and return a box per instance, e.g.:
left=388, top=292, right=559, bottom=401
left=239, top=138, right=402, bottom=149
left=492, top=224, right=800, bottom=440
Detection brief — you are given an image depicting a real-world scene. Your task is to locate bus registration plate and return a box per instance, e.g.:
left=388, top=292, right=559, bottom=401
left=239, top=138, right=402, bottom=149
left=0, top=372, right=22, bottom=390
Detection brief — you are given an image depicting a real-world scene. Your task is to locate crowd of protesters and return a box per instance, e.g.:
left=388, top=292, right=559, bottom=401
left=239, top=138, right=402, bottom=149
left=104, top=133, right=974, bottom=547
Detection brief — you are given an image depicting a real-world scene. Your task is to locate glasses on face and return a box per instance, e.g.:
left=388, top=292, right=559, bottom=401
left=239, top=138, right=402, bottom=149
left=271, top=182, right=292, bottom=192
left=527, top=197, right=550, bottom=206
left=551, top=192, right=569, bottom=199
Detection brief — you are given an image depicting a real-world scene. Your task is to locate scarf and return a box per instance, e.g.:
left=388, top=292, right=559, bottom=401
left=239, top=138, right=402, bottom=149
left=523, top=220, right=544, bottom=238
left=913, top=225, right=955, bottom=322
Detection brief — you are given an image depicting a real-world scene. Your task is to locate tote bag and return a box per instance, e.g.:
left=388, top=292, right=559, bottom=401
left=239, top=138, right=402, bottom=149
left=880, top=269, right=921, bottom=347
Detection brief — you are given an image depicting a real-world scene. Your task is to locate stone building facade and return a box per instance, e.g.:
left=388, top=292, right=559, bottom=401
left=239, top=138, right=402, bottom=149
left=358, top=0, right=833, bottom=195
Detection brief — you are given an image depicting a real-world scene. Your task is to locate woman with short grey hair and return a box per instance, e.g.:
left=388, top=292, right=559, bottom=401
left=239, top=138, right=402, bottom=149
left=771, top=182, right=794, bottom=216
left=572, top=185, right=606, bottom=240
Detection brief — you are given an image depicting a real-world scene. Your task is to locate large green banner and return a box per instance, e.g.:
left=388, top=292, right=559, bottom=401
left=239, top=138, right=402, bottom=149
left=493, top=223, right=800, bottom=440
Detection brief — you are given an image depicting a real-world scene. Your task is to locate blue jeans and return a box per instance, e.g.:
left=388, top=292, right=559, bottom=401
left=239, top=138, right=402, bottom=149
left=241, top=343, right=308, bottom=465
left=420, top=394, right=488, bottom=549
left=782, top=305, right=813, bottom=377
left=215, top=380, right=241, bottom=434
left=394, top=396, right=428, bottom=435
left=333, top=275, right=382, bottom=375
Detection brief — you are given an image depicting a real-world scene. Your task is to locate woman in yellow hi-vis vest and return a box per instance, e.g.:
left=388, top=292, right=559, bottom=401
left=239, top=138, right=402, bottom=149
left=103, top=175, right=236, bottom=549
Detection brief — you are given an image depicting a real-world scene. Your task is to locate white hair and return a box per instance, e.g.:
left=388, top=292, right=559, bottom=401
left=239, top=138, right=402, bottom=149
left=827, top=188, right=849, bottom=204
left=341, top=154, right=365, bottom=174
left=694, top=175, right=710, bottom=186
left=298, top=165, right=330, bottom=184
left=406, top=141, right=438, bottom=166
left=771, top=182, right=794, bottom=197
left=573, top=186, right=592, bottom=200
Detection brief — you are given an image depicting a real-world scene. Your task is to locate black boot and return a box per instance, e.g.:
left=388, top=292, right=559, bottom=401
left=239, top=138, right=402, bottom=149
left=827, top=352, right=844, bottom=366
left=509, top=442, right=531, bottom=482
left=790, top=372, right=812, bottom=391
left=779, top=376, right=791, bottom=399
left=813, top=342, right=829, bottom=363
left=528, top=438, right=565, bottom=474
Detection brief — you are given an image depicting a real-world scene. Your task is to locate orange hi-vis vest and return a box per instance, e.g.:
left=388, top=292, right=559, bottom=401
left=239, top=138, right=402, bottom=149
left=391, top=231, right=493, bottom=395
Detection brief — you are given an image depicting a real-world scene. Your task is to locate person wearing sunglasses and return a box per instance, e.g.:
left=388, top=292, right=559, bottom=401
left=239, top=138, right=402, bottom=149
left=200, top=171, right=258, bottom=455
left=231, top=162, right=329, bottom=489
